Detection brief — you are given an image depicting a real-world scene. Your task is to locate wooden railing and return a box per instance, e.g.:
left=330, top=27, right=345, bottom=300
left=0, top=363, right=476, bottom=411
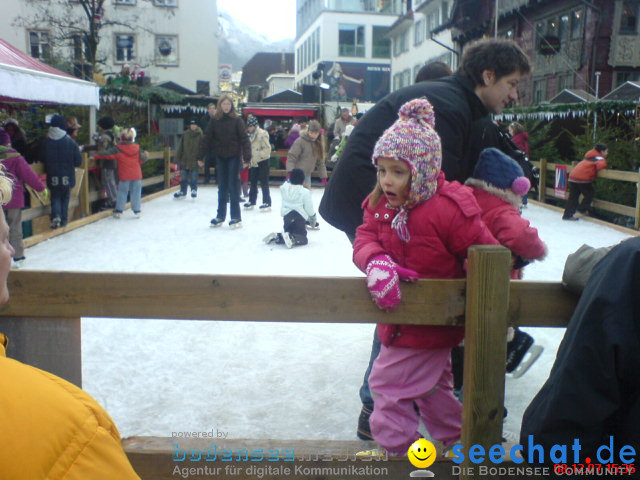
left=534, top=159, right=640, bottom=228
left=0, top=246, right=579, bottom=480
left=22, top=148, right=176, bottom=246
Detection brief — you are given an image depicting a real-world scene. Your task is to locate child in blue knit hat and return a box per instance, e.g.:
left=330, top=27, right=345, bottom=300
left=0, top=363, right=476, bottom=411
left=465, top=147, right=547, bottom=375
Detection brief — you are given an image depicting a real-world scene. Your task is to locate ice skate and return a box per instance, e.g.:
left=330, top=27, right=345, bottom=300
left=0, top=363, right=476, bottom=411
left=228, top=219, right=242, bottom=229
left=263, top=232, right=280, bottom=245
left=283, top=232, right=293, bottom=248
left=210, top=217, right=224, bottom=227
left=244, top=202, right=255, bottom=210
left=191, top=190, right=197, bottom=199
left=259, top=204, right=271, bottom=212
left=174, top=191, right=186, bottom=199
left=506, top=329, right=543, bottom=378
left=305, top=219, right=320, bottom=230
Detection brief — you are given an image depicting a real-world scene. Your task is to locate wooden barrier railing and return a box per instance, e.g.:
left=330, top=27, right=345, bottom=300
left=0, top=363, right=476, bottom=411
left=0, top=246, right=579, bottom=480
left=22, top=148, right=177, bottom=246
left=534, top=159, right=640, bottom=228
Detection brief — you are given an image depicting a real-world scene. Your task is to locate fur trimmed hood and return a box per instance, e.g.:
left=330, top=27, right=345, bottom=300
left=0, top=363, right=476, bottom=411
left=465, top=177, right=523, bottom=209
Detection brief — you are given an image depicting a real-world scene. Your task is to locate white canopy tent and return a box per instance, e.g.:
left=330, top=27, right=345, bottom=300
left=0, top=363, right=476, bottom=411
left=0, top=37, right=100, bottom=132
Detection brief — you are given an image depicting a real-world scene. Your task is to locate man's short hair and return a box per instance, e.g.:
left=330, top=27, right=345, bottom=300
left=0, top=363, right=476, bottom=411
left=460, top=38, right=531, bottom=86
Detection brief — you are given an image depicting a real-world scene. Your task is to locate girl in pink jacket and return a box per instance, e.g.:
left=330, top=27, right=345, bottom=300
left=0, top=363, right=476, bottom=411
left=353, top=98, right=498, bottom=455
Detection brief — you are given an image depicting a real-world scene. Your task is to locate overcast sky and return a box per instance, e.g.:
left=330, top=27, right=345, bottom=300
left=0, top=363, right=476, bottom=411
left=218, top=0, right=297, bottom=42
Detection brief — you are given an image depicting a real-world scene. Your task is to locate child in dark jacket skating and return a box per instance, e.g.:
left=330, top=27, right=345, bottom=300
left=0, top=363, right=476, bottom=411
left=353, top=98, right=498, bottom=455
left=263, top=168, right=316, bottom=248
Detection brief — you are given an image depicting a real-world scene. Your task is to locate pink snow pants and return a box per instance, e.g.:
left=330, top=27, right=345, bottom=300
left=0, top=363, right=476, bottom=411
left=368, top=345, right=462, bottom=454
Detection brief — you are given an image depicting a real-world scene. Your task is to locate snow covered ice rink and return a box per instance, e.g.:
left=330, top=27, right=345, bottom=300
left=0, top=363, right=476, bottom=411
left=21, top=185, right=633, bottom=442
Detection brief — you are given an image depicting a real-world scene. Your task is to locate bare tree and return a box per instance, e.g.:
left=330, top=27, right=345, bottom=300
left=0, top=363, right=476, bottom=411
left=13, top=0, right=169, bottom=79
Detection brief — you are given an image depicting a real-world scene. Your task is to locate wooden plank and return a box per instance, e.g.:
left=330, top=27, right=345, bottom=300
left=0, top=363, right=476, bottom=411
left=22, top=186, right=180, bottom=248
left=0, top=316, right=81, bottom=386
left=0, top=271, right=576, bottom=327
left=460, top=246, right=512, bottom=480
left=591, top=198, right=636, bottom=217
left=123, top=437, right=536, bottom=480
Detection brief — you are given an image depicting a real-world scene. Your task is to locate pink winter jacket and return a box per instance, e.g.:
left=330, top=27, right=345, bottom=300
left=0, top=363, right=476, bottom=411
left=353, top=178, right=499, bottom=349
left=468, top=184, right=546, bottom=279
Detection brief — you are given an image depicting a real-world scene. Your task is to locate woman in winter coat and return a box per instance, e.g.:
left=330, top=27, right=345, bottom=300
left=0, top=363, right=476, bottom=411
left=40, top=114, right=82, bottom=229
left=3, top=119, right=28, bottom=159
left=95, top=128, right=147, bottom=218
left=244, top=116, right=272, bottom=210
left=508, top=122, right=529, bottom=157
left=353, top=99, right=498, bottom=455
left=0, top=128, right=46, bottom=268
left=285, top=120, right=327, bottom=188
left=200, top=94, right=251, bottom=228
left=0, top=170, right=140, bottom=480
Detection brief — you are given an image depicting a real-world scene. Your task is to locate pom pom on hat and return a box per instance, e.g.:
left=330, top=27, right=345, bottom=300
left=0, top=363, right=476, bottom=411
left=473, top=148, right=529, bottom=194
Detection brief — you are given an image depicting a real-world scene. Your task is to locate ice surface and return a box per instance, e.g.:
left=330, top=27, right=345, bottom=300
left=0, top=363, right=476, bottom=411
left=21, top=186, right=632, bottom=440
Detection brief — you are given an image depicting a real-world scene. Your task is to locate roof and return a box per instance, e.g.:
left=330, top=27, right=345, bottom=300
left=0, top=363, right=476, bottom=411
left=549, top=89, right=596, bottom=104
left=0, top=38, right=100, bottom=107
left=601, top=81, right=640, bottom=101
left=239, top=52, right=294, bottom=88
left=157, top=81, right=196, bottom=95
left=262, top=89, right=303, bottom=103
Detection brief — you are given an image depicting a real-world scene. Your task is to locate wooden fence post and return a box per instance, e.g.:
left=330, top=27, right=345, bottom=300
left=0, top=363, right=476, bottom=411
left=460, top=245, right=511, bottom=480
left=538, top=157, right=547, bottom=202
left=80, top=152, right=91, bottom=217
left=0, top=316, right=82, bottom=387
left=163, top=147, right=171, bottom=189
left=635, top=177, right=640, bottom=230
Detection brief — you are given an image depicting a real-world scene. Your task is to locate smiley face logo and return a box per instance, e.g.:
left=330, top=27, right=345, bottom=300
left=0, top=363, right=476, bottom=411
left=408, top=438, right=436, bottom=469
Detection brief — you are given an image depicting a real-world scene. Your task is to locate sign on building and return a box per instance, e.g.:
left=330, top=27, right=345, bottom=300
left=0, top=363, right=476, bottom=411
left=219, top=64, right=232, bottom=82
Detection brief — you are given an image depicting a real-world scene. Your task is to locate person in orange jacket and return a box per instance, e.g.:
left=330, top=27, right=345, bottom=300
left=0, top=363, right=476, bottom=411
left=0, top=168, right=141, bottom=480
left=562, top=143, right=608, bottom=221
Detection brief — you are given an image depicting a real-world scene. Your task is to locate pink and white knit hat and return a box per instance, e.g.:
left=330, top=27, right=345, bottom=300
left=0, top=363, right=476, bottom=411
left=372, top=97, right=442, bottom=241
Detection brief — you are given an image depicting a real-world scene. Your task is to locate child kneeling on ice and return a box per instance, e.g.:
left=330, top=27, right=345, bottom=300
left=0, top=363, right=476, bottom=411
left=353, top=98, right=498, bottom=455
left=465, top=147, right=547, bottom=375
left=263, top=168, right=317, bottom=248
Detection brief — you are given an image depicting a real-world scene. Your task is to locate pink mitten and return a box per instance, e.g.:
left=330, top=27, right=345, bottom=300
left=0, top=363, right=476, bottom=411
left=365, top=254, right=407, bottom=311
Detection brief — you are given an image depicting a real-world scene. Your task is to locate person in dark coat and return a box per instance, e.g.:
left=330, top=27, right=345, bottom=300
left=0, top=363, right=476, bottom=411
left=520, top=237, right=640, bottom=470
left=199, top=94, right=251, bottom=228
left=318, top=38, right=531, bottom=441
left=39, top=114, right=82, bottom=229
left=320, top=38, right=530, bottom=240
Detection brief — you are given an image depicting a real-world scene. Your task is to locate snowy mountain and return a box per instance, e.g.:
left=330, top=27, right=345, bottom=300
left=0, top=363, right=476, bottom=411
left=218, top=10, right=294, bottom=72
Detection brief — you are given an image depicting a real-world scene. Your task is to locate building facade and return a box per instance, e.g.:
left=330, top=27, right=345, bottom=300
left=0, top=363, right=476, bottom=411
left=295, top=0, right=402, bottom=103
left=449, top=0, right=640, bottom=105
left=388, top=0, right=455, bottom=91
left=1, top=0, right=218, bottom=93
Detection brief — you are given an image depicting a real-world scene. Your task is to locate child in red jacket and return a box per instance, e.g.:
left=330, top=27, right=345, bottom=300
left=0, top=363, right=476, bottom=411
left=353, top=98, right=499, bottom=455
left=465, top=147, right=547, bottom=375
left=95, top=128, right=147, bottom=218
left=562, top=144, right=608, bottom=221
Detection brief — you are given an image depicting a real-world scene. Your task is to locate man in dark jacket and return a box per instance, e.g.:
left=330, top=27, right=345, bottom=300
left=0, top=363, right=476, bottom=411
left=40, top=114, right=82, bottom=229
left=320, top=38, right=530, bottom=239
left=319, top=38, right=531, bottom=441
left=520, top=238, right=640, bottom=471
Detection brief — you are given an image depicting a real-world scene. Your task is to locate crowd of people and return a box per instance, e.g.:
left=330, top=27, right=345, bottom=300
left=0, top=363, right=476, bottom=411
left=0, top=35, right=632, bottom=474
